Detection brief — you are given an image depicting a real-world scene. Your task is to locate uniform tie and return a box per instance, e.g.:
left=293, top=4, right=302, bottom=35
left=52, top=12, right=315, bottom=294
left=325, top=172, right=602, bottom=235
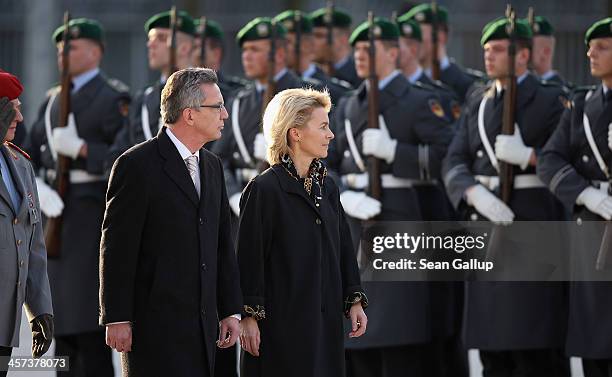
left=185, top=155, right=200, bottom=196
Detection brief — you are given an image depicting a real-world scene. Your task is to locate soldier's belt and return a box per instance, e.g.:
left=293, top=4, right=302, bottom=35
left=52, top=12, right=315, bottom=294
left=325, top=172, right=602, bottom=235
left=46, top=169, right=106, bottom=184
left=341, top=173, right=432, bottom=190
left=475, top=174, right=545, bottom=191
left=236, top=168, right=258, bottom=183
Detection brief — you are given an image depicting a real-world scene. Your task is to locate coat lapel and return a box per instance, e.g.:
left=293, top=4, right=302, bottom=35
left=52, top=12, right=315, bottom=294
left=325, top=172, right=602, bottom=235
left=198, top=149, right=212, bottom=213
left=0, top=145, right=25, bottom=216
left=157, top=127, right=200, bottom=206
left=272, top=164, right=321, bottom=216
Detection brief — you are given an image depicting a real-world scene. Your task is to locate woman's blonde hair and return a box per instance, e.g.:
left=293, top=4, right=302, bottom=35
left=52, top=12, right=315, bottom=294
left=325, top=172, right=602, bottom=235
left=262, top=87, right=332, bottom=165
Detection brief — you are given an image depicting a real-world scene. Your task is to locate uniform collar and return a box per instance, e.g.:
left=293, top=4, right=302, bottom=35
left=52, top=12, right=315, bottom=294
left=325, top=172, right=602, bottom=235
left=407, top=66, right=424, bottom=84
left=540, top=70, right=557, bottom=81
left=255, top=68, right=289, bottom=93
left=424, top=56, right=451, bottom=78
left=301, top=63, right=317, bottom=80
left=377, top=70, right=402, bottom=91
left=495, top=71, right=529, bottom=95
left=72, top=67, right=100, bottom=93
left=334, top=54, right=350, bottom=70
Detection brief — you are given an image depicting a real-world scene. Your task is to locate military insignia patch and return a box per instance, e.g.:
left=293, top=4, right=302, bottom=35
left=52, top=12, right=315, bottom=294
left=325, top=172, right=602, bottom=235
left=257, top=23, right=269, bottom=37
left=451, top=101, right=462, bottom=120
left=373, top=26, right=382, bottom=38
left=324, top=12, right=333, bottom=24
left=283, top=20, right=293, bottom=31
left=176, top=18, right=183, bottom=28
left=70, top=26, right=80, bottom=38
left=415, top=12, right=425, bottom=22
left=429, top=99, right=445, bottom=118
left=533, top=23, right=540, bottom=34
left=402, top=24, right=413, bottom=37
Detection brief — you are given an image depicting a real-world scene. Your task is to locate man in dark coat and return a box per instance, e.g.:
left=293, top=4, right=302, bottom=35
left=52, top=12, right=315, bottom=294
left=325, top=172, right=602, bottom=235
left=25, top=18, right=129, bottom=377
left=100, top=68, right=242, bottom=377
left=212, top=17, right=304, bottom=217
left=442, top=17, right=570, bottom=377
left=524, top=15, right=569, bottom=87
left=328, top=18, right=456, bottom=377
left=401, top=3, right=486, bottom=102
left=537, top=18, right=612, bottom=377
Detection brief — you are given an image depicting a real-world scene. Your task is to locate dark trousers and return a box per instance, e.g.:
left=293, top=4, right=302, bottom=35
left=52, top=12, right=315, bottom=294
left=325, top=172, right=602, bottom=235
left=583, top=359, right=612, bottom=377
left=0, top=346, right=11, bottom=377
left=214, top=344, right=238, bottom=377
left=480, top=349, right=570, bottom=377
left=55, top=330, right=113, bottom=377
left=346, top=343, right=444, bottom=377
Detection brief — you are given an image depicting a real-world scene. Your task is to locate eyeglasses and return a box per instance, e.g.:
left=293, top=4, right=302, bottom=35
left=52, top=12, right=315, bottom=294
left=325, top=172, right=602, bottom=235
left=199, top=103, right=226, bottom=114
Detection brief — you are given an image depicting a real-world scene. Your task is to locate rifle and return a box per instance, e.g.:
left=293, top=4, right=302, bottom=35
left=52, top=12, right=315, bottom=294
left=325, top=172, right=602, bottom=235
left=257, top=20, right=278, bottom=172
left=500, top=4, right=517, bottom=204
left=366, top=12, right=382, bottom=201
left=324, top=2, right=335, bottom=76
left=44, top=11, right=72, bottom=258
left=168, top=6, right=178, bottom=74
left=294, top=11, right=302, bottom=76
left=431, top=1, right=441, bottom=80
left=526, top=7, right=535, bottom=70
left=198, top=16, right=207, bottom=68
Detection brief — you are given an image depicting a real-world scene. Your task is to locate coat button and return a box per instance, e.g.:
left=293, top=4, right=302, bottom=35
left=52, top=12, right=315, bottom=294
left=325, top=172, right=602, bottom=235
left=315, top=218, right=321, bottom=225
left=470, top=213, right=478, bottom=221
left=582, top=155, right=589, bottom=163
left=476, top=150, right=484, bottom=158
left=13, top=218, right=18, bottom=225
left=201, top=309, right=206, bottom=316
left=201, top=263, right=207, bottom=271
left=16, top=239, right=22, bottom=246
left=19, top=260, right=23, bottom=267
left=199, top=217, right=204, bottom=225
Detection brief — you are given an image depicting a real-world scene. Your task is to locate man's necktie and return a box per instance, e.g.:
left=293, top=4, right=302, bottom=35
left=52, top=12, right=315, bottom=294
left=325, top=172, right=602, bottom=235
left=185, top=155, right=200, bottom=197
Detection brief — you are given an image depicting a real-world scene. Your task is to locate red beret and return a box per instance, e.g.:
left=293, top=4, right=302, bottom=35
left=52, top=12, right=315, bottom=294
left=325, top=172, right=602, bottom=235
left=0, top=71, right=24, bottom=100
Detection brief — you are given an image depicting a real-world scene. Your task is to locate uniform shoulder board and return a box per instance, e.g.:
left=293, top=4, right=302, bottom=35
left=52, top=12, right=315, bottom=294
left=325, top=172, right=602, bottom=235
left=226, top=75, right=249, bottom=89
left=411, top=80, right=436, bottom=92
left=303, top=77, right=324, bottom=88
left=464, top=68, right=487, bottom=81
left=4, top=142, right=31, bottom=160
left=46, top=85, right=61, bottom=98
left=106, top=78, right=130, bottom=93
left=328, top=77, right=352, bottom=90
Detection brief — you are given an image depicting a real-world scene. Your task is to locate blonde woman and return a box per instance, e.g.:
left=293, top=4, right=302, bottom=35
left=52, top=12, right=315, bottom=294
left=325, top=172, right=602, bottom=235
left=237, top=88, right=368, bottom=377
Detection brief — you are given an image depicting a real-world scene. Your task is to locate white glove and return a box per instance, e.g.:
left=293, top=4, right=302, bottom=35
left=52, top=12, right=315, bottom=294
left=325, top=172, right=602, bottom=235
left=494, top=126, right=533, bottom=170
left=362, top=126, right=397, bottom=164
left=253, top=133, right=267, bottom=161
left=229, top=192, right=241, bottom=216
left=340, top=191, right=382, bottom=220
left=465, top=184, right=515, bottom=225
left=608, top=124, right=612, bottom=151
left=577, top=186, right=612, bottom=220
left=34, top=178, right=64, bottom=218
left=52, top=113, right=85, bottom=159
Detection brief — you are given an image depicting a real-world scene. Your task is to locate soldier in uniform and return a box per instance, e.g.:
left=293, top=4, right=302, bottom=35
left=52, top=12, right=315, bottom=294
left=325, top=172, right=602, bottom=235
left=537, top=17, right=612, bottom=377
left=0, top=72, right=54, bottom=377
left=525, top=15, right=568, bottom=86
left=442, top=18, right=570, bottom=377
left=273, top=10, right=351, bottom=105
left=25, top=18, right=130, bottom=377
left=402, top=3, right=486, bottom=102
left=327, top=18, right=455, bottom=377
left=192, top=18, right=247, bottom=101
left=310, top=7, right=362, bottom=88
left=212, top=18, right=304, bottom=217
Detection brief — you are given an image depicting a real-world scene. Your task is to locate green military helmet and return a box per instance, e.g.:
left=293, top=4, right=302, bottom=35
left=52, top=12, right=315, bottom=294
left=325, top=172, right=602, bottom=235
left=309, top=7, right=352, bottom=28
left=273, top=10, right=313, bottom=34
left=193, top=18, right=224, bottom=40
left=52, top=18, right=104, bottom=45
left=396, top=15, right=422, bottom=41
left=585, top=17, right=612, bottom=45
left=480, top=17, right=533, bottom=46
left=527, top=15, right=554, bottom=36
left=144, top=10, right=196, bottom=36
left=349, top=17, right=400, bottom=46
left=236, top=17, right=287, bottom=47
left=400, top=3, right=449, bottom=26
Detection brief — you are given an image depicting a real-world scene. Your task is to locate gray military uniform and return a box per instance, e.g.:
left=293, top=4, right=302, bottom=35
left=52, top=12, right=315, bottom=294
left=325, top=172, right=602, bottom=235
left=0, top=142, right=52, bottom=347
